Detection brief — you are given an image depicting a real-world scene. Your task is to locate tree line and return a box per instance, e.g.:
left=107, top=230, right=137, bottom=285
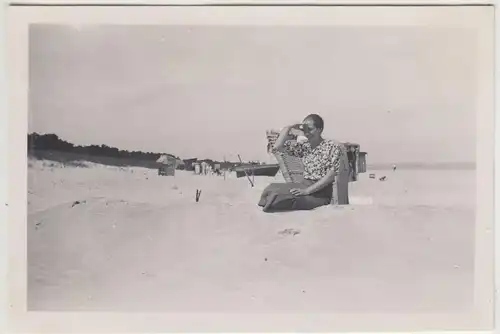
left=28, top=133, right=175, bottom=161
left=27, top=133, right=260, bottom=170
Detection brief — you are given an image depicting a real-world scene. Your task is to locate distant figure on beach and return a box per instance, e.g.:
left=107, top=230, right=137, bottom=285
left=213, top=164, right=222, bottom=176
left=347, top=146, right=356, bottom=181
left=258, top=114, right=348, bottom=212
left=393, top=164, right=397, bottom=171
left=201, top=162, right=208, bottom=175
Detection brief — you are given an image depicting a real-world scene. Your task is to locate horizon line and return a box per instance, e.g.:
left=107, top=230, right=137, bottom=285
left=27, top=132, right=475, bottom=166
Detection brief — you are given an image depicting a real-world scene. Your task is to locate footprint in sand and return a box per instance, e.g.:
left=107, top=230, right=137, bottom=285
left=278, top=228, right=300, bottom=236
left=71, top=200, right=87, bottom=208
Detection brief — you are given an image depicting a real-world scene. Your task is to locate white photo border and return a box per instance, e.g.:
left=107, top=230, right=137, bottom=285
left=5, top=4, right=495, bottom=333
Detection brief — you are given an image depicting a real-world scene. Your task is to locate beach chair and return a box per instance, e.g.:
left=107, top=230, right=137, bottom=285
left=266, top=130, right=349, bottom=205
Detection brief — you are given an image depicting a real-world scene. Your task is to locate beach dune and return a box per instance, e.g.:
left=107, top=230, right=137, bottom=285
left=28, top=159, right=475, bottom=312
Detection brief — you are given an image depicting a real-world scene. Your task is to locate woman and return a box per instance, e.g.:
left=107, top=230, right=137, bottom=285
left=258, top=114, right=348, bottom=212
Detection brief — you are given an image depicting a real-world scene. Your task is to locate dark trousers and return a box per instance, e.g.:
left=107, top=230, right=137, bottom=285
left=258, top=180, right=332, bottom=213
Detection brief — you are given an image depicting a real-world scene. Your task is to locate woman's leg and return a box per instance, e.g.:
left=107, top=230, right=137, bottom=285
left=260, top=182, right=331, bottom=212
left=262, top=192, right=295, bottom=212
left=290, top=193, right=331, bottom=210
left=258, top=182, right=304, bottom=207
left=262, top=192, right=330, bottom=212
left=258, top=183, right=281, bottom=207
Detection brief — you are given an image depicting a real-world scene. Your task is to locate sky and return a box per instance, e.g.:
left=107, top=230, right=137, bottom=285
left=28, top=25, right=477, bottom=164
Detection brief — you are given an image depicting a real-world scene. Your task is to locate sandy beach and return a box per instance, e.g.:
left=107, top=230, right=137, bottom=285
left=27, top=159, right=475, bottom=313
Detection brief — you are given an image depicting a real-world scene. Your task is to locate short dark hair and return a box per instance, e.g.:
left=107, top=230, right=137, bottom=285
left=304, top=114, right=324, bottom=130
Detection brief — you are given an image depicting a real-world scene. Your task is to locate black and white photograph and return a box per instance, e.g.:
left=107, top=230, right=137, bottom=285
left=6, top=4, right=495, bottom=332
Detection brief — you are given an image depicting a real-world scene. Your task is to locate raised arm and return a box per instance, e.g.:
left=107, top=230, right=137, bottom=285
left=272, top=125, right=295, bottom=153
left=272, top=124, right=308, bottom=158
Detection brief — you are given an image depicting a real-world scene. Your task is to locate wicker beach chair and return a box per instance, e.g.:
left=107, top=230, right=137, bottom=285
left=266, top=130, right=349, bottom=205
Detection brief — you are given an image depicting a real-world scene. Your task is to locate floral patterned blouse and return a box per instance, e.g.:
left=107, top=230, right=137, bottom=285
left=278, top=139, right=347, bottom=181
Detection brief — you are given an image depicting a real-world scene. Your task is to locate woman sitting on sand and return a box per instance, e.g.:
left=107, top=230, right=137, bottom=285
left=258, top=114, right=347, bottom=212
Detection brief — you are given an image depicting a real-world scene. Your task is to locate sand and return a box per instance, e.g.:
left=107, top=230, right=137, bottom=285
left=27, top=159, right=475, bottom=313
